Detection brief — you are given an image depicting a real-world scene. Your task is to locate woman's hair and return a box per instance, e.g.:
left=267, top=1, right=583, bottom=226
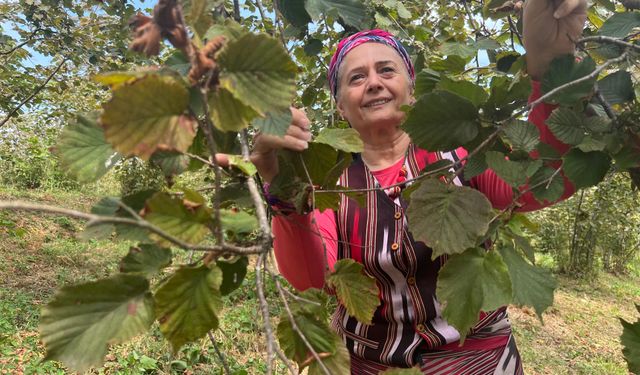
left=328, top=29, right=415, bottom=99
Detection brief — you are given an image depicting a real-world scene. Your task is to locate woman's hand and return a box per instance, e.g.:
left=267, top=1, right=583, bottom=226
left=250, top=107, right=312, bottom=183
left=523, top=0, right=588, bottom=80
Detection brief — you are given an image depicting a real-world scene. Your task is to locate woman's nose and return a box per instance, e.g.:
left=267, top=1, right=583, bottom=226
left=366, top=75, right=383, bottom=92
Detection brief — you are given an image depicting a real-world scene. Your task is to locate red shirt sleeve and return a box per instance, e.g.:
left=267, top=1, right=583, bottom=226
left=272, top=209, right=338, bottom=291
left=469, top=80, right=575, bottom=211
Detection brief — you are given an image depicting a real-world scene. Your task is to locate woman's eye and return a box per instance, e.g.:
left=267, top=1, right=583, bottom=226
left=349, top=74, right=364, bottom=83
left=381, top=67, right=395, bottom=74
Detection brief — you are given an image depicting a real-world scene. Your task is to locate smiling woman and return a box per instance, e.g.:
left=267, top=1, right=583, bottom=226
left=249, top=1, right=588, bottom=373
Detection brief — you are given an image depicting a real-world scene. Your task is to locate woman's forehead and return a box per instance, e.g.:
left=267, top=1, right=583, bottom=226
left=341, top=43, right=404, bottom=69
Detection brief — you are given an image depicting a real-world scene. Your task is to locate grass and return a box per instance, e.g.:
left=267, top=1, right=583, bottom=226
left=0, top=185, right=637, bottom=374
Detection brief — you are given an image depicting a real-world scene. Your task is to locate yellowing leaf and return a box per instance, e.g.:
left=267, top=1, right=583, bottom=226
left=406, top=179, right=492, bottom=258
left=218, top=33, right=297, bottom=116
left=436, top=248, right=512, bottom=342
left=155, top=265, right=223, bottom=351
left=326, top=259, right=380, bottom=324
left=57, top=114, right=122, bottom=182
left=40, top=275, right=154, bottom=373
left=101, top=75, right=196, bottom=160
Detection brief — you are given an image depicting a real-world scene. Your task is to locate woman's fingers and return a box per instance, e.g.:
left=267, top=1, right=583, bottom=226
left=290, top=107, right=311, bottom=130
left=553, top=0, right=586, bottom=18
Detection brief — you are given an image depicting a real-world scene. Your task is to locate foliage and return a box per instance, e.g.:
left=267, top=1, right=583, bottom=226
left=2, top=0, right=640, bottom=373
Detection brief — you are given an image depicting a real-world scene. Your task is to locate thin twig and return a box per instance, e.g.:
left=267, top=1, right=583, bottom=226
left=273, top=275, right=332, bottom=375
left=507, top=15, right=523, bottom=47
left=594, top=84, right=617, bottom=121
left=0, top=58, right=67, bottom=128
left=0, top=28, right=45, bottom=56
left=208, top=331, right=231, bottom=375
left=271, top=0, right=288, bottom=49
left=256, top=253, right=275, bottom=375
left=578, top=35, right=640, bottom=53
left=197, top=89, right=225, bottom=246
left=253, top=0, right=273, bottom=36
left=240, top=130, right=272, bottom=244
left=528, top=50, right=630, bottom=111
left=0, top=200, right=263, bottom=254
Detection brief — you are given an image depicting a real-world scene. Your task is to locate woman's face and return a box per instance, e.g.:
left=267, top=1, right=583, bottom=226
left=336, top=43, right=413, bottom=134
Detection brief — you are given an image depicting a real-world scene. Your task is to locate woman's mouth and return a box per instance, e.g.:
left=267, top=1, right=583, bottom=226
left=364, top=98, right=392, bottom=108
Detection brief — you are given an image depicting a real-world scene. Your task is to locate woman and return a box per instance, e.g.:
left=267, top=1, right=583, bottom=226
left=251, top=0, right=587, bottom=373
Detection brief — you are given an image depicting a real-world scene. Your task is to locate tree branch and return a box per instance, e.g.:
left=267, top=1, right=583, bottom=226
left=578, top=35, right=640, bottom=53
left=208, top=331, right=231, bottom=375
left=256, top=253, right=275, bottom=375
left=0, top=28, right=44, bottom=56
left=0, top=200, right=263, bottom=254
left=527, top=49, right=630, bottom=111
left=273, top=273, right=332, bottom=375
left=0, top=58, right=67, bottom=128
left=233, top=0, right=241, bottom=22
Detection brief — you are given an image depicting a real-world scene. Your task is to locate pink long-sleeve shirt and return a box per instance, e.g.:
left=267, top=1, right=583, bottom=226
left=272, top=81, right=574, bottom=291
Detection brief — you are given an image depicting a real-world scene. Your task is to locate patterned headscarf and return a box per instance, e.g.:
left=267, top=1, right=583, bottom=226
left=328, top=29, right=415, bottom=99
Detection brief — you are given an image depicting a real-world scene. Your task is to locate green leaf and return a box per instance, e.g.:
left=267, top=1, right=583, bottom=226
left=277, top=0, right=312, bottom=27
left=277, top=311, right=337, bottom=365
left=620, top=307, right=640, bottom=374
left=57, top=114, right=122, bottom=182
left=562, top=149, right=611, bottom=189
left=308, top=336, right=351, bottom=375
left=546, top=108, right=586, bottom=145
left=577, top=136, right=607, bottom=152
left=304, top=38, right=323, bottom=56
left=183, top=0, right=215, bottom=38
left=150, top=151, right=189, bottom=176
left=315, top=128, right=364, bottom=153
left=227, top=155, right=257, bottom=176
left=413, top=69, right=440, bottom=97
left=120, top=244, right=172, bottom=276
left=40, top=275, right=154, bottom=373
left=436, top=248, right=512, bottom=341
left=503, top=120, right=540, bottom=153
left=485, top=152, right=542, bottom=188
left=498, top=245, right=556, bottom=320
left=101, top=75, right=197, bottom=160
left=220, top=209, right=258, bottom=234
left=326, top=259, right=380, bottom=324
left=251, top=109, right=293, bottom=137
left=406, top=179, right=492, bottom=258
left=542, top=55, right=596, bottom=105
left=529, top=166, right=565, bottom=203
left=209, top=87, right=259, bottom=132
left=403, top=91, right=479, bottom=151
left=463, top=154, right=488, bottom=180
left=143, top=192, right=212, bottom=245
left=483, top=76, right=531, bottom=121
left=436, top=76, right=488, bottom=107
left=439, top=42, right=476, bottom=58
left=598, top=71, right=635, bottom=105
left=155, top=265, right=223, bottom=351
left=598, top=12, right=640, bottom=38
left=218, top=33, right=297, bottom=116
left=217, top=256, right=248, bottom=296
left=305, top=0, right=370, bottom=29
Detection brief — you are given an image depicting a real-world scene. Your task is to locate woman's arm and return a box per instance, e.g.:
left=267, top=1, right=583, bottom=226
left=272, top=209, right=338, bottom=291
